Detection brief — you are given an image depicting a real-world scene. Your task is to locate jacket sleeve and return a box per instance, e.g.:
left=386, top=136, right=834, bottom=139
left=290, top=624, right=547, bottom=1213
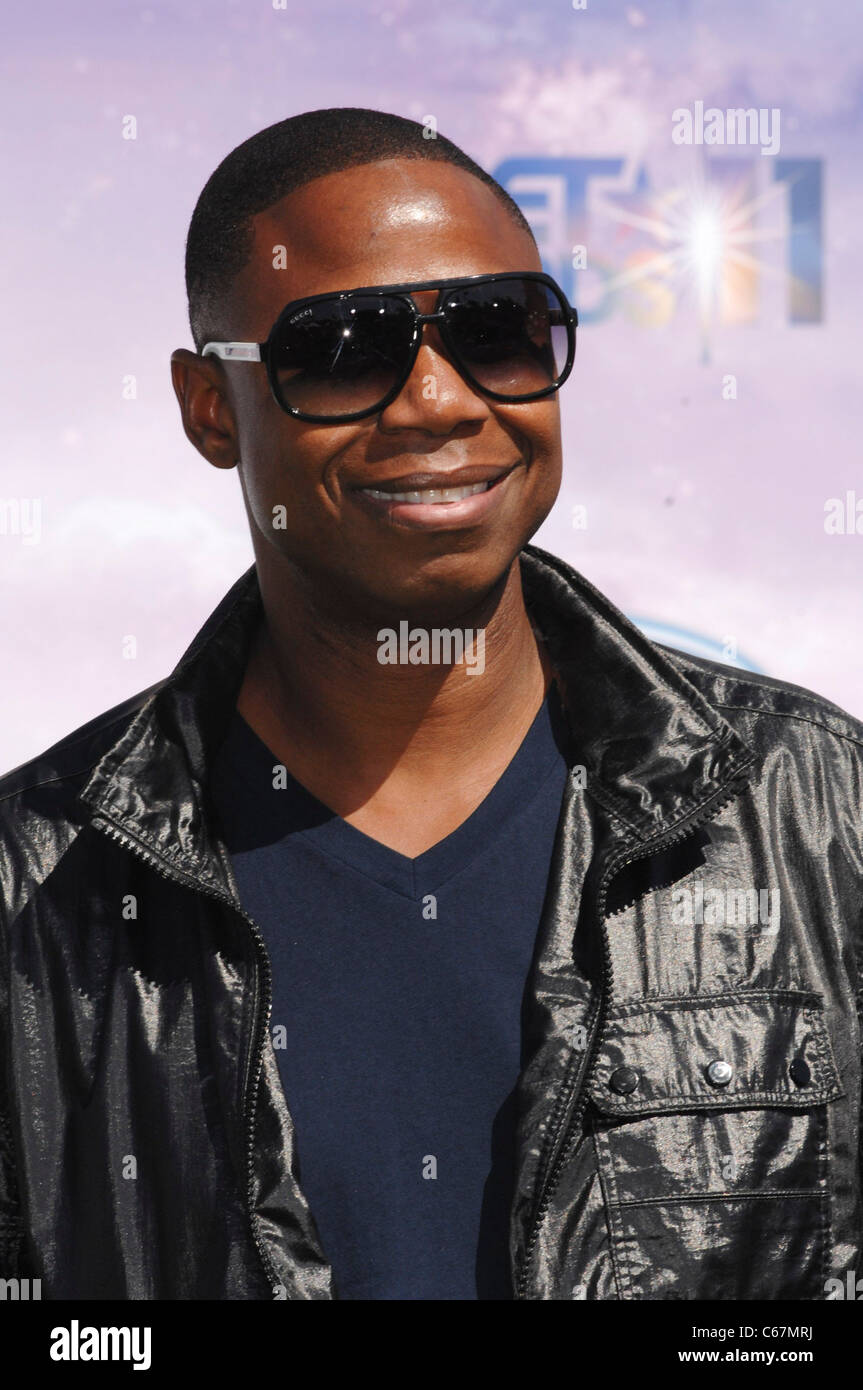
left=0, top=892, right=22, bottom=1280
left=839, top=734, right=863, bottom=1279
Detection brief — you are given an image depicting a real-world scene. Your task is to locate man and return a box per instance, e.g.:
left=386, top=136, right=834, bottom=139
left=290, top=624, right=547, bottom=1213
left=0, top=108, right=860, bottom=1302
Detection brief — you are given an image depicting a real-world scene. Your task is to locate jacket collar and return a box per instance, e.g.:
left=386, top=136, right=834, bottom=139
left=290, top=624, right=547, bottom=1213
left=79, top=543, right=756, bottom=888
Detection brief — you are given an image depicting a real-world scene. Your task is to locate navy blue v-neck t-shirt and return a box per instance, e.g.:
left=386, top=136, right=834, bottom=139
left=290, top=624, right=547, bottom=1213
left=209, top=684, right=570, bottom=1300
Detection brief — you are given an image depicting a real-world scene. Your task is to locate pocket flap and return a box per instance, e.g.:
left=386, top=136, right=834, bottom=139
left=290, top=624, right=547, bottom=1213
left=588, top=990, right=844, bottom=1117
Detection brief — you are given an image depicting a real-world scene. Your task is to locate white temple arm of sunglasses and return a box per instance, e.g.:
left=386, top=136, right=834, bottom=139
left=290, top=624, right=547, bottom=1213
left=201, top=342, right=262, bottom=362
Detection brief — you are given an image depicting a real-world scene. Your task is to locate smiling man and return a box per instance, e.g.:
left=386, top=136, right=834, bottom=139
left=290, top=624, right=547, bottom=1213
left=0, top=108, right=862, bottom=1303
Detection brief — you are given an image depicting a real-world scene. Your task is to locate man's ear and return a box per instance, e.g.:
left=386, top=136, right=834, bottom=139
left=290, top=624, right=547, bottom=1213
left=170, top=349, right=239, bottom=470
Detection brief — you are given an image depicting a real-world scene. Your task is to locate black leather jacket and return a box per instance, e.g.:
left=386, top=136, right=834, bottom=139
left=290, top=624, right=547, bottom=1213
left=1, top=544, right=861, bottom=1300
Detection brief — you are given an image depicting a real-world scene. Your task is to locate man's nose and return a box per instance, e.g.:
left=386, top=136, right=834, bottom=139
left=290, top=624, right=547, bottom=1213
left=377, top=316, right=489, bottom=433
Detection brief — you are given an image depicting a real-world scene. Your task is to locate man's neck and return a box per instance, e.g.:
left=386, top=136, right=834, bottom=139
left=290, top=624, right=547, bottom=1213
left=236, top=553, right=552, bottom=854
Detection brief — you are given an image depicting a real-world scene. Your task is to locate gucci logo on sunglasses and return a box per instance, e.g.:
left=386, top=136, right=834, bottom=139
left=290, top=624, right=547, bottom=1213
left=201, top=272, right=577, bottom=423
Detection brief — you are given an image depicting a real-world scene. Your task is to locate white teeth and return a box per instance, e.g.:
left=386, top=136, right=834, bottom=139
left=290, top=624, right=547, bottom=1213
left=361, top=482, right=491, bottom=504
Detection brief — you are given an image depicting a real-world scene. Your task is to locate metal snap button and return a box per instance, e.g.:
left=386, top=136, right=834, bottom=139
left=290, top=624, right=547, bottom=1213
left=706, top=1059, right=733, bottom=1086
left=789, top=1057, right=812, bottom=1087
left=609, top=1065, right=640, bottom=1095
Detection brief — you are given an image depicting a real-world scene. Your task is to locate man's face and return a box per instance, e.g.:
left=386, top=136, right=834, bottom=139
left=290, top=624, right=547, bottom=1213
left=201, top=158, right=564, bottom=618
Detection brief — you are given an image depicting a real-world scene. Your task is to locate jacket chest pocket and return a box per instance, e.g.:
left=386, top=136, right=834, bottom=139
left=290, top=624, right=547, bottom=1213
left=586, top=990, right=843, bottom=1300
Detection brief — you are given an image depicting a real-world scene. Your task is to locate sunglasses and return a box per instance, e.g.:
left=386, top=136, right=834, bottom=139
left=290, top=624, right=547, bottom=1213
left=201, top=271, right=577, bottom=423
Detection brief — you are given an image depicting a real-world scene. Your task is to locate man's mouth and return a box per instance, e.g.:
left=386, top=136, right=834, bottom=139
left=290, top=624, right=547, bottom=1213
left=358, top=481, right=492, bottom=505
left=348, top=462, right=521, bottom=531
left=354, top=463, right=515, bottom=506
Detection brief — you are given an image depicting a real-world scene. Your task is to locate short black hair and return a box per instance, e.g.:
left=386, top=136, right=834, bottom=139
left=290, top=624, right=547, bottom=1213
left=184, top=107, right=535, bottom=353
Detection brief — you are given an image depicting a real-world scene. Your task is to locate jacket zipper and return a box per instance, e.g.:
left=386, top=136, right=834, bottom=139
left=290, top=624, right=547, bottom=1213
left=90, top=813, right=282, bottom=1296
left=514, top=767, right=754, bottom=1299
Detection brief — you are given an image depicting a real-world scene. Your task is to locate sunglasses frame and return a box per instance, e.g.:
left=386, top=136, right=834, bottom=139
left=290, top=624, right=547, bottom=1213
left=201, top=271, right=578, bottom=423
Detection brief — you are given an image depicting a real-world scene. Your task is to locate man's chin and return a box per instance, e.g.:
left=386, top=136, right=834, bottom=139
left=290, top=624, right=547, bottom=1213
left=345, top=542, right=524, bottom=627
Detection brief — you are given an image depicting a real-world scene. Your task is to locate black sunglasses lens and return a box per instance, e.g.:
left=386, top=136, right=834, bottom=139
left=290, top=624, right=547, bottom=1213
left=270, top=295, right=415, bottom=418
left=441, top=277, right=570, bottom=398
